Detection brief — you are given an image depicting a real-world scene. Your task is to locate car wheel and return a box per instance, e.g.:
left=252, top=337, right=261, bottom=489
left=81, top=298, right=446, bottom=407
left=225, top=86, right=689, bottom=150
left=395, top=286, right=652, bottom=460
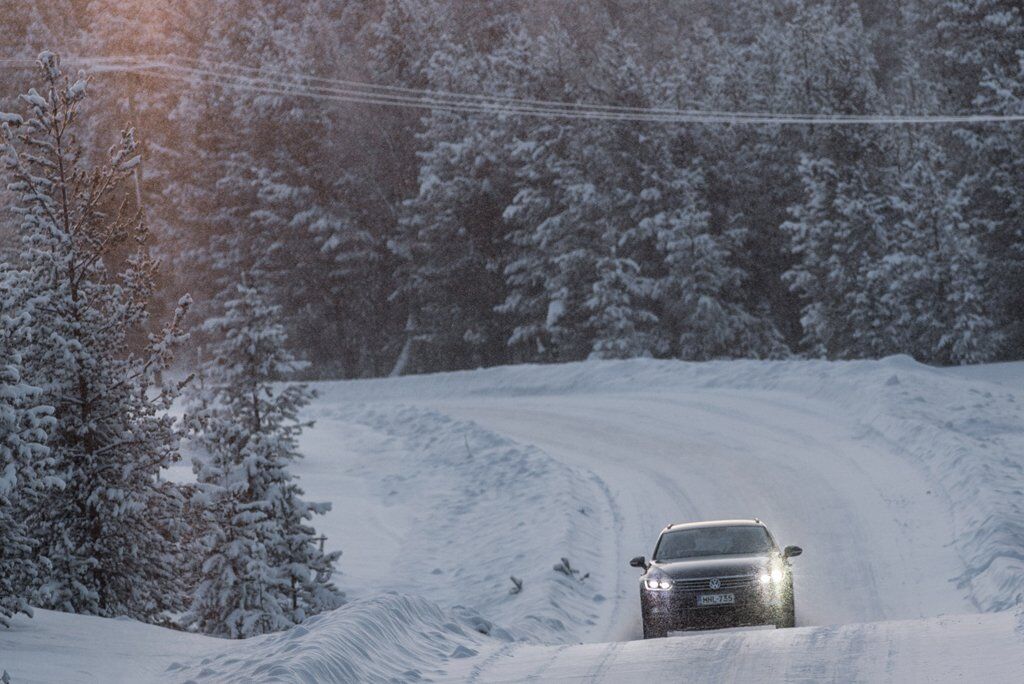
left=775, top=586, right=796, bottom=629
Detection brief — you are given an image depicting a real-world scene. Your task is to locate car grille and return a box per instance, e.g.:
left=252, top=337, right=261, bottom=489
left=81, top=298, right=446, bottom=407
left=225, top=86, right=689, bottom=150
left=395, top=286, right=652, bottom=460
left=672, top=575, right=759, bottom=592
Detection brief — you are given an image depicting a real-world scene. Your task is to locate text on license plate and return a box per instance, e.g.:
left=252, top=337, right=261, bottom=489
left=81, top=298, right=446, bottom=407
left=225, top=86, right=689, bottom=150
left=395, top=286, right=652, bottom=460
left=698, top=593, right=735, bottom=606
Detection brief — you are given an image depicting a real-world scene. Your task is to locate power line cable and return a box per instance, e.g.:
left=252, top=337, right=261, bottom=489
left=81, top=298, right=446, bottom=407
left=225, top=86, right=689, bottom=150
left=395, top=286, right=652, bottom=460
left=131, top=54, right=1024, bottom=124
left=6, top=54, right=790, bottom=119
left=127, top=59, right=1024, bottom=125
left=129, top=60, right=805, bottom=124
left=2, top=54, right=1022, bottom=125
left=120, top=55, right=1024, bottom=124
left=156, top=54, right=804, bottom=120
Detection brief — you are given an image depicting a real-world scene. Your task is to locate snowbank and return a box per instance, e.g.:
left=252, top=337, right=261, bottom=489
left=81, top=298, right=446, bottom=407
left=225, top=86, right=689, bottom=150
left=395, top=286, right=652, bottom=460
left=445, top=609, right=1024, bottom=682
left=166, top=593, right=489, bottom=683
left=304, top=403, right=613, bottom=643
left=943, top=360, right=1024, bottom=389
left=0, top=608, right=222, bottom=684
left=1, top=596, right=490, bottom=683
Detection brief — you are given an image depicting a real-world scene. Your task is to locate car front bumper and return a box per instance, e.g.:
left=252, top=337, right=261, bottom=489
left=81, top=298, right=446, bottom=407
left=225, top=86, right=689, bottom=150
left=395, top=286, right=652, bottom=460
left=642, top=584, right=787, bottom=630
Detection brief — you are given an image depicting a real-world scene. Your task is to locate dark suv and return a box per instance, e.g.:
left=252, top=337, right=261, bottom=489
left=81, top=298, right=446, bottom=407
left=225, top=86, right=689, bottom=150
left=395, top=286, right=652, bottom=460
left=629, top=519, right=801, bottom=638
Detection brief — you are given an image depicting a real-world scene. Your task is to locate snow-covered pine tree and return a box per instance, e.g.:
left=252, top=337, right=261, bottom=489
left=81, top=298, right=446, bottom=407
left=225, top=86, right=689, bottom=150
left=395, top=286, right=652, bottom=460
left=500, top=29, right=662, bottom=361
left=782, top=155, right=893, bottom=359
left=919, top=0, right=1024, bottom=357
left=159, top=0, right=403, bottom=379
left=644, top=163, right=786, bottom=361
left=495, top=32, right=582, bottom=361
left=1, top=52, right=192, bottom=620
left=586, top=254, right=657, bottom=360
left=394, top=9, right=525, bottom=372
left=0, top=266, right=54, bottom=628
left=182, top=281, right=342, bottom=638
left=182, top=415, right=289, bottom=639
left=626, top=22, right=789, bottom=362
left=783, top=140, right=996, bottom=365
left=777, top=2, right=902, bottom=359
left=501, top=28, right=784, bottom=362
left=577, top=36, right=663, bottom=360
left=274, top=479, right=343, bottom=624
left=977, top=53, right=1024, bottom=356
left=662, top=6, right=806, bottom=350
left=885, top=135, right=1001, bottom=364
left=82, top=0, right=206, bottom=273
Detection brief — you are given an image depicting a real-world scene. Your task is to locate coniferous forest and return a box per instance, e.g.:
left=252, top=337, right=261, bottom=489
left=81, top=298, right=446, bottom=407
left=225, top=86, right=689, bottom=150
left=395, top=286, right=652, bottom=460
left=1, top=54, right=342, bottom=636
left=2, top=1, right=1022, bottom=379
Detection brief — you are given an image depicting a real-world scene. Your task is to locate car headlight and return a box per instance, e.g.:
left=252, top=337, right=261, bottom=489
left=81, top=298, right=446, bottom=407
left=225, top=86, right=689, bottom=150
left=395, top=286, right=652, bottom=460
left=759, top=567, right=785, bottom=584
left=644, top=578, right=673, bottom=590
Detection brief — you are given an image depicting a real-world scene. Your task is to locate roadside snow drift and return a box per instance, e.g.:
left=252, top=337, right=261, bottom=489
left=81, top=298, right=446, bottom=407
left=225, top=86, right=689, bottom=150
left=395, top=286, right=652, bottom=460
left=442, top=610, right=1024, bottom=682
left=1, top=596, right=490, bottom=684
left=2, top=358, right=1022, bottom=682
left=165, top=594, right=493, bottom=683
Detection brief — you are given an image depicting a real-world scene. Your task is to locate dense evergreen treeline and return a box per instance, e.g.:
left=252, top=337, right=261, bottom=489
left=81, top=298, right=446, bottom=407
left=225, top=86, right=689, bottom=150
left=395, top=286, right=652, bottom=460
left=1, top=0, right=1021, bottom=378
left=0, top=57, right=341, bottom=634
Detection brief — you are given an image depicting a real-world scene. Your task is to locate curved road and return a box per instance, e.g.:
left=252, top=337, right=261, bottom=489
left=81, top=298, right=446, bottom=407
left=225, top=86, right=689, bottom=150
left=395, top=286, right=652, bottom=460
left=434, top=388, right=975, bottom=643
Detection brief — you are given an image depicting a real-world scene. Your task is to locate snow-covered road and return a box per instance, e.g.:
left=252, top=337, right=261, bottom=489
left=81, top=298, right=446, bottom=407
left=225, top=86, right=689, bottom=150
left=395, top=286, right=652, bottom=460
left=304, top=356, right=1021, bottom=682
left=4, top=358, right=1023, bottom=682
left=443, top=611, right=1024, bottom=682
left=434, top=389, right=976, bottom=638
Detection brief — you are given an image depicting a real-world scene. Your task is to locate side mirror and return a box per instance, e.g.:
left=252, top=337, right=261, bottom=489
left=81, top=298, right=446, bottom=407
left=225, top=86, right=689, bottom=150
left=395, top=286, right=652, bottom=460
left=783, top=545, right=803, bottom=558
left=629, top=555, right=648, bottom=569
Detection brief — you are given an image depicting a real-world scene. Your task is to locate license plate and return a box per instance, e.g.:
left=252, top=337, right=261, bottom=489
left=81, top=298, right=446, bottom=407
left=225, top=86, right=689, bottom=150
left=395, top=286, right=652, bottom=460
left=698, top=593, right=735, bottom=606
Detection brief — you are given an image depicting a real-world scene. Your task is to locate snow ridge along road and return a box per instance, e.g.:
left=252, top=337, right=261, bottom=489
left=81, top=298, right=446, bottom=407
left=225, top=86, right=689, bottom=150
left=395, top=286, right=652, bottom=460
left=2, top=358, right=1023, bottom=682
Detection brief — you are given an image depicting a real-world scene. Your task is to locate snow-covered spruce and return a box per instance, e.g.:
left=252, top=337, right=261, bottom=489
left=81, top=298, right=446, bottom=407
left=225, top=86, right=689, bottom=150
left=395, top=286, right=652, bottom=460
left=783, top=143, right=999, bottom=365
left=5, top=3, right=1014, bottom=375
left=1, top=52, right=193, bottom=621
left=0, top=267, right=54, bottom=628
left=182, top=281, right=342, bottom=638
left=402, top=26, right=785, bottom=367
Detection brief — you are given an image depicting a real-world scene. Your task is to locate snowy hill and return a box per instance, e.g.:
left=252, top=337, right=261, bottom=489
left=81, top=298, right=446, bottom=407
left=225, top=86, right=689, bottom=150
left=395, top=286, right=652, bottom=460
left=3, top=358, right=1023, bottom=682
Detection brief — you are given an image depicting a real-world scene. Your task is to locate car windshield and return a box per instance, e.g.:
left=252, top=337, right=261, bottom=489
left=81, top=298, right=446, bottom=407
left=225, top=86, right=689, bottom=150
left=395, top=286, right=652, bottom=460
left=654, top=525, right=773, bottom=560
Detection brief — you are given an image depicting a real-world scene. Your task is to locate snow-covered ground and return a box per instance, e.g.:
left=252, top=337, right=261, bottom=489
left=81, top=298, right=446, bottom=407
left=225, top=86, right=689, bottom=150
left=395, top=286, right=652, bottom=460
left=3, top=357, right=1023, bottom=682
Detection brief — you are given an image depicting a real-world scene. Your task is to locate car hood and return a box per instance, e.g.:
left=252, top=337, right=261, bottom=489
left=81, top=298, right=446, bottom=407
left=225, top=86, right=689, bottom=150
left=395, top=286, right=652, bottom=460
left=649, top=554, right=772, bottom=579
